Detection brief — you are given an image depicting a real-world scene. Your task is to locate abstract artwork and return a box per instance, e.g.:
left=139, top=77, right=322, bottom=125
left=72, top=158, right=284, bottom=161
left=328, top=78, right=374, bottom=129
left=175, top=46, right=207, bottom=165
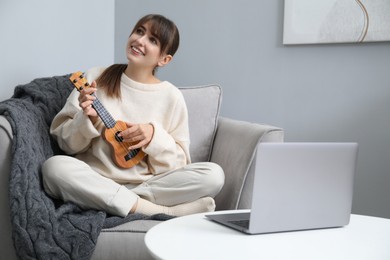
left=283, top=0, right=390, bottom=44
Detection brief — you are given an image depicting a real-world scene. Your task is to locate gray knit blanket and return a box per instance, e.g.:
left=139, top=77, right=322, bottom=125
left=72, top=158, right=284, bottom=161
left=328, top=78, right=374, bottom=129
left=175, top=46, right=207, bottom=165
left=0, top=75, right=172, bottom=260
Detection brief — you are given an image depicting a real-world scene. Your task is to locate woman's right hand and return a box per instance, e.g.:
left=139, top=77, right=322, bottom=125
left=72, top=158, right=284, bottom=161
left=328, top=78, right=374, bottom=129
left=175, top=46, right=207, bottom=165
left=78, top=81, right=98, bottom=124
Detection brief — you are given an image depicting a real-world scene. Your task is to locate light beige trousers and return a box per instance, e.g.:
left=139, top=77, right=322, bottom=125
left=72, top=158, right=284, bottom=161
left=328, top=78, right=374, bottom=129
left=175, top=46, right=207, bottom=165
left=42, top=155, right=224, bottom=217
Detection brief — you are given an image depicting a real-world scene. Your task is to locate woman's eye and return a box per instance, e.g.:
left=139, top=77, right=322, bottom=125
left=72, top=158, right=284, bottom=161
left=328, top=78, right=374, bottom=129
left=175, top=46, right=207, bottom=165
left=150, top=37, right=158, bottom=45
left=136, top=28, right=144, bottom=35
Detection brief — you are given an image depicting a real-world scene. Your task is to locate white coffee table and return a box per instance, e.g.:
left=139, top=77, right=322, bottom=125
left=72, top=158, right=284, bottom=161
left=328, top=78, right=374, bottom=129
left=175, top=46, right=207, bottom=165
left=145, top=210, right=390, bottom=260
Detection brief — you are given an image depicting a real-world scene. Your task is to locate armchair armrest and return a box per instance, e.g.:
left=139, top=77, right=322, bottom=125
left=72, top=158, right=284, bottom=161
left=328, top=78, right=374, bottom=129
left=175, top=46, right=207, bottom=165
left=210, top=117, right=284, bottom=210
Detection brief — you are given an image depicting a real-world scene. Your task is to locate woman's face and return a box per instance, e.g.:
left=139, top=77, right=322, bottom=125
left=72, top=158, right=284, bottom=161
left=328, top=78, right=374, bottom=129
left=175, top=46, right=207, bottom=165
left=126, top=21, right=169, bottom=70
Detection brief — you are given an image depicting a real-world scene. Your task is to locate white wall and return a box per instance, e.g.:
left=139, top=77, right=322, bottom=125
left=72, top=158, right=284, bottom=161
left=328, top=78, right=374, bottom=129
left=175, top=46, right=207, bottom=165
left=115, top=0, right=390, bottom=218
left=0, top=0, right=115, bottom=101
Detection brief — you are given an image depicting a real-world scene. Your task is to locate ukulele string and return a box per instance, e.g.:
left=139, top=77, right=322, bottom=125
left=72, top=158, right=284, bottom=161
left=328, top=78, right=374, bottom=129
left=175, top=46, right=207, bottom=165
left=109, top=125, right=135, bottom=157
left=94, top=99, right=136, bottom=159
left=90, top=94, right=133, bottom=156
left=76, top=74, right=136, bottom=159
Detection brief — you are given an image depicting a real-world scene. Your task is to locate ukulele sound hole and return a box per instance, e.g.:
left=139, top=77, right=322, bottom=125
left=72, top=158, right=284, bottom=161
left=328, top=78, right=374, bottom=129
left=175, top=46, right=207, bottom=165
left=115, top=131, right=124, bottom=142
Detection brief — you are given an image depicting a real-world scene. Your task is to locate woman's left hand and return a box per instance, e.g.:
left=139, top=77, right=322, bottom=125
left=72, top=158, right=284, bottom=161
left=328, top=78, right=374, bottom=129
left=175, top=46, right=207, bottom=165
left=118, top=123, right=154, bottom=150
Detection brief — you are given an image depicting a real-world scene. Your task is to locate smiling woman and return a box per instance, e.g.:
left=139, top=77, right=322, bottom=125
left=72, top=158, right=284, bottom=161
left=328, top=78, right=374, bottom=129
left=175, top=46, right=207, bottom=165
left=131, top=14, right=180, bottom=57
left=97, top=14, right=180, bottom=98
left=125, top=21, right=174, bottom=82
left=41, top=13, right=224, bottom=220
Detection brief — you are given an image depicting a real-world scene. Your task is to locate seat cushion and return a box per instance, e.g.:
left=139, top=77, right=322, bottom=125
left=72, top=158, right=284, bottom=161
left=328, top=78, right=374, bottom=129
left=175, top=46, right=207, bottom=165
left=179, top=85, right=222, bottom=163
left=92, top=220, right=163, bottom=260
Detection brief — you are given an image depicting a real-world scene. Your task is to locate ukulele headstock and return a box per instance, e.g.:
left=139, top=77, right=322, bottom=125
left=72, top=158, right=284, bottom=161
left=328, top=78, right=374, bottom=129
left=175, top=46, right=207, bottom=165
left=70, top=71, right=90, bottom=92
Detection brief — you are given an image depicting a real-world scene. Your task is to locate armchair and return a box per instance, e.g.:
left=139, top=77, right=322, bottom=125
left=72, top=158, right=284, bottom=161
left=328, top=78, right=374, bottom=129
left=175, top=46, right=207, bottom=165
left=0, top=76, right=283, bottom=259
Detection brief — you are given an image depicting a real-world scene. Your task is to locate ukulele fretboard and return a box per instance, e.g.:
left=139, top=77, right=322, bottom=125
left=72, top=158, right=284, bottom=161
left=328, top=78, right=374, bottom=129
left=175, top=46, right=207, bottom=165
left=91, top=94, right=116, bottom=129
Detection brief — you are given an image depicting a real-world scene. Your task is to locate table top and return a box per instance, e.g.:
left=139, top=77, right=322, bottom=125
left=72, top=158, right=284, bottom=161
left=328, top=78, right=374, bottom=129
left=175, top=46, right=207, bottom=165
left=145, top=210, right=390, bottom=260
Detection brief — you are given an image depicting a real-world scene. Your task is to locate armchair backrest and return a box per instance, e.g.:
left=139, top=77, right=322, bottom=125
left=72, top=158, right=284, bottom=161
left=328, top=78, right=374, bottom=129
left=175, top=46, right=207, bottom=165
left=179, top=85, right=222, bottom=163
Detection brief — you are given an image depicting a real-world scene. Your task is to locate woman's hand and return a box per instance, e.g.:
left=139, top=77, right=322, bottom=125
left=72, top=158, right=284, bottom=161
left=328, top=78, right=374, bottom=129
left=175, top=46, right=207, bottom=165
left=119, top=123, right=154, bottom=150
left=78, top=81, right=98, bottom=124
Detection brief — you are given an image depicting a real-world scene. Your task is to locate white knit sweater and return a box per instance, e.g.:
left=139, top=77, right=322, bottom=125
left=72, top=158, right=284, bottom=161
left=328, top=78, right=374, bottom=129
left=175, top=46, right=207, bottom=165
left=50, top=67, right=190, bottom=183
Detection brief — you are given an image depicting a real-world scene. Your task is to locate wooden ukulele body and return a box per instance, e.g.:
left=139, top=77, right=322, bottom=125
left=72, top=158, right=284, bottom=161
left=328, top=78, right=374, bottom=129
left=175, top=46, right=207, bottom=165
left=102, top=120, right=146, bottom=169
left=70, top=71, right=145, bottom=169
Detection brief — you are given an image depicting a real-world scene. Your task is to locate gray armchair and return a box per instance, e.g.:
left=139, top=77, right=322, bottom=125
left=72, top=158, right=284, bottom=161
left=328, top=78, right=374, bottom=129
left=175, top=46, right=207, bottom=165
left=0, top=77, right=283, bottom=259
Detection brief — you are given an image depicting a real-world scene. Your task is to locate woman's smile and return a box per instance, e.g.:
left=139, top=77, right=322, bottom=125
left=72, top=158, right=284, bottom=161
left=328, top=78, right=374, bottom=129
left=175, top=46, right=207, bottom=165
left=130, top=46, right=145, bottom=56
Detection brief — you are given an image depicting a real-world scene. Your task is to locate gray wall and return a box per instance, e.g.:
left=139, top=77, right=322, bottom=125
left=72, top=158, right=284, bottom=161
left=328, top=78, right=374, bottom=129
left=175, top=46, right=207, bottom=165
left=115, top=0, right=390, bottom=218
left=1, top=0, right=388, bottom=219
left=0, top=0, right=115, bottom=101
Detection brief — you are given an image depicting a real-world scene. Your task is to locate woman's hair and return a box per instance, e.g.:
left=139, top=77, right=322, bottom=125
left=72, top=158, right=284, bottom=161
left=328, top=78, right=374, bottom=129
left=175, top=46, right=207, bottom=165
left=96, top=14, right=180, bottom=98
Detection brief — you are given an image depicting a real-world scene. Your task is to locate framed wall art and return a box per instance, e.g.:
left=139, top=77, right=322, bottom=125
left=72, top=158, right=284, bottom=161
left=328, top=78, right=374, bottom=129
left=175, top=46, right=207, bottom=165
left=283, top=0, right=390, bottom=44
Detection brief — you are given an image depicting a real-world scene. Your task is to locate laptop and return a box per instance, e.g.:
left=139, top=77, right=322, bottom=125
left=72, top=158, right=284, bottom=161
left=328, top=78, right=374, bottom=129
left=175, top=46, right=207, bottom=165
left=206, top=142, right=358, bottom=234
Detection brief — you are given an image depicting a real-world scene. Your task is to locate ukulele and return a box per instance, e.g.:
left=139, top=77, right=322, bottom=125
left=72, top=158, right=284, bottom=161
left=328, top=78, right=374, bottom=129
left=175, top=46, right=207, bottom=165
left=69, top=71, right=145, bottom=169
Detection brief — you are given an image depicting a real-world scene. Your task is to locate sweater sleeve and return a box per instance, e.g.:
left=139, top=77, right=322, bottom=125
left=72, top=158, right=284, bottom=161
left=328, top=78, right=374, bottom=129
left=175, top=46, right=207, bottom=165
left=143, top=92, right=191, bottom=174
left=50, top=89, right=101, bottom=154
left=50, top=67, right=105, bottom=154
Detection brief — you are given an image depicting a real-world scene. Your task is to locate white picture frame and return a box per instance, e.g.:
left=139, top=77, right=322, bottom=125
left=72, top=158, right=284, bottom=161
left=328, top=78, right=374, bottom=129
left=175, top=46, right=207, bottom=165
left=283, top=0, right=390, bottom=45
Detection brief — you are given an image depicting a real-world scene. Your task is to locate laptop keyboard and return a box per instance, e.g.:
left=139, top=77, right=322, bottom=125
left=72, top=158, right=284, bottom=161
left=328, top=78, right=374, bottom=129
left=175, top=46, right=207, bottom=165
left=228, top=219, right=250, bottom=229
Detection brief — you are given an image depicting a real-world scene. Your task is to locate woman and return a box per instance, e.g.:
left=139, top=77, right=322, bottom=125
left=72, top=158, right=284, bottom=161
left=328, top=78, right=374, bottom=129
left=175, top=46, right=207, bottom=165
left=42, top=14, right=224, bottom=217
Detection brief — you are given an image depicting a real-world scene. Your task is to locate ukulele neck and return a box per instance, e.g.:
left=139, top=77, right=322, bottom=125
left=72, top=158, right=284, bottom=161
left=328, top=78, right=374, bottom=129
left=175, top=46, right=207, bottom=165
left=91, top=93, right=116, bottom=129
